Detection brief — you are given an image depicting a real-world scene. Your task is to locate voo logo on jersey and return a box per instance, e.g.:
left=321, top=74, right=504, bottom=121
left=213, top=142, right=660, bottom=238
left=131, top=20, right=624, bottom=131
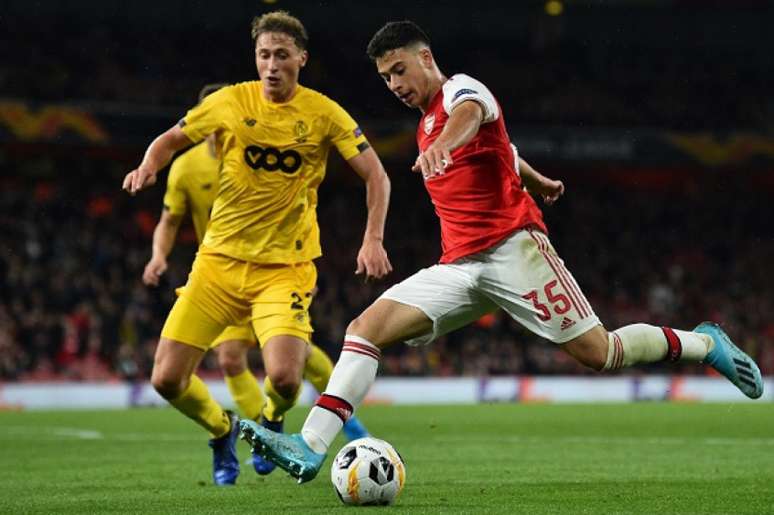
left=244, top=145, right=302, bottom=174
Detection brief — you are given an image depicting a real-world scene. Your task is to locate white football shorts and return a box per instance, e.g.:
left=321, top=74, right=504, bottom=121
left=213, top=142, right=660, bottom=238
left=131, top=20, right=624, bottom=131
left=380, top=229, right=600, bottom=346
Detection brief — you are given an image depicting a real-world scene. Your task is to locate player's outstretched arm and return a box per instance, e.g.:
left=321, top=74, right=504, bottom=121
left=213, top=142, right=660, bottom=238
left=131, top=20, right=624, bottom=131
left=412, top=100, right=483, bottom=179
left=346, top=146, right=393, bottom=281
left=518, top=157, right=565, bottom=206
left=123, top=125, right=193, bottom=195
left=142, top=209, right=183, bottom=287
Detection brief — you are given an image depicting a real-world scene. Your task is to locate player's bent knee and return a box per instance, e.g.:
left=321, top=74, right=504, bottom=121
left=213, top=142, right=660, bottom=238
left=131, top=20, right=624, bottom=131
left=217, top=347, right=246, bottom=377
left=346, top=299, right=433, bottom=349
left=267, top=371, right=300, bottom=399
left=151, top=371, right=186, bottom=400
left=219, top=359, right=245, bottom=377
left=578, top=344, right=608, bottom=371
left=151, top=337, right=203, bottom=397
left=583, top=354, right=607, bottom=372
left=345, top=315, right=370, bottom=340
left=345, top=311, right=387, bottom=346
left=562, top=326, right=609, bottom=372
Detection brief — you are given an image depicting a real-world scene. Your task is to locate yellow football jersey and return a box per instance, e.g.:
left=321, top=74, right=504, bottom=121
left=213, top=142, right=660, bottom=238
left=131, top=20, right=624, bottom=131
left=163, top=142, right=220, bottom=243
left=178, top=81, right=369, bottom=264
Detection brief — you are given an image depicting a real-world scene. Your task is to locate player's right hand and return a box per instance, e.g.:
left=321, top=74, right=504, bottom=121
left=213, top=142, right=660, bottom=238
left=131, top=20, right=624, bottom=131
left=412, top=143, right=452, bottom=180
left=122, top=167, right=157, bottom=195
left=142, top=256, right=167, bottom=286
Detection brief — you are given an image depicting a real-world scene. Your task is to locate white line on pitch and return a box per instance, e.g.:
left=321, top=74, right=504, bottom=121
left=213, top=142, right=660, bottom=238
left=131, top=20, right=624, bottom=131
left=0, top=426, right=196, bottom=442
left=433, top=435, right=774, bottom=446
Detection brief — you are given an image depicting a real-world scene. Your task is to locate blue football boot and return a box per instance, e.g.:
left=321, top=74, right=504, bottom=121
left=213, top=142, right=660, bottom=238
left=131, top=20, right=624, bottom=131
left=208, top=410, right=240, bottom=485
left=240, top=419, right=326, bottom=484
left=342, top=415, right=369, bottom=441
left=695, top=322, right=763, bottom=399
left=251, top=418, right=282, bottom=475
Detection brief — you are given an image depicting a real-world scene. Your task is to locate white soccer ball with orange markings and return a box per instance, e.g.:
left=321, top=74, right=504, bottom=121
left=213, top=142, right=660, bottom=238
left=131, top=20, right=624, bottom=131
left=330, top=437, right=406, bottom=506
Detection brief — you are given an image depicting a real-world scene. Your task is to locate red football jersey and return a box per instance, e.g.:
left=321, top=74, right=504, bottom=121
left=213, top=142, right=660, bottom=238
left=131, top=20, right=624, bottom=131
left=416, top=74, right=547, bottom=264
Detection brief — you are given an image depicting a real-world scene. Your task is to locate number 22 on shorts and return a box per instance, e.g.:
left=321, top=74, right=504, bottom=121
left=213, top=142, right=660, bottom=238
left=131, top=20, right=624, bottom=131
left=289, top=291, right=313, bottom=311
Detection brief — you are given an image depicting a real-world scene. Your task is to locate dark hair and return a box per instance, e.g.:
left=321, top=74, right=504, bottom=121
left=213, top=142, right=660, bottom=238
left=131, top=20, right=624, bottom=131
left=251, top=11, right=308, bottom=50
left=198, top=83, right=229, bottom=102
left=366, top=21, right=431, bottom=61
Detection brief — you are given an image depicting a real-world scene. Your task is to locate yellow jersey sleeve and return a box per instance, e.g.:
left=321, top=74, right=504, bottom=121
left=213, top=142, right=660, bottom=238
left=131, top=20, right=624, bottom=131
left=163, top=158, right=188, bottom=216
left=178, top=86, right=234, bottom=144
left=326, top=100, right=369, bottom=161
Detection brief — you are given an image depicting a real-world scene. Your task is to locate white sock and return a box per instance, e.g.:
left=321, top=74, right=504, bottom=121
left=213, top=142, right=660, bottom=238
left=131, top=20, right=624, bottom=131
left=604, top=323, right=713, bottom=370
left=301, top=335, right=380, bottom=454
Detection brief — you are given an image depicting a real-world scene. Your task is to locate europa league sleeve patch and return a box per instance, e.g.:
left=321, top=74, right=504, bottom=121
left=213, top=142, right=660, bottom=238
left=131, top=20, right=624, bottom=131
left=452, top=89, right=478, bottom=101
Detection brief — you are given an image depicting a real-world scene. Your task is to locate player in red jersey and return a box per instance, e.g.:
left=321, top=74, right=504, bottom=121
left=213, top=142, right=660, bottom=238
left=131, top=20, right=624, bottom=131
left=240, top=20, right=764, bottom=483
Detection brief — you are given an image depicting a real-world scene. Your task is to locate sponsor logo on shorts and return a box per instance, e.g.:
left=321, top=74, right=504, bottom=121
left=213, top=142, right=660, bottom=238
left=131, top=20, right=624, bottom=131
left=560, top=317, right=576, bottom=331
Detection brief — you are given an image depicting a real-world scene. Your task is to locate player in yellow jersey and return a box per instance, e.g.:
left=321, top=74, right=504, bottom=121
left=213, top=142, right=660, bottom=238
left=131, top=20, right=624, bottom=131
left=123, top=12, right=392, bottom=485
left=142, top=82, right=371, bottom=476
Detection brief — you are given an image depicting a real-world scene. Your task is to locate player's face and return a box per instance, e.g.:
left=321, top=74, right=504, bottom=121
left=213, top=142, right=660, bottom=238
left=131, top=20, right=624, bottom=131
left=376, top=47, right=434, bottom=110
left=255, top=32, right=308, bottom=102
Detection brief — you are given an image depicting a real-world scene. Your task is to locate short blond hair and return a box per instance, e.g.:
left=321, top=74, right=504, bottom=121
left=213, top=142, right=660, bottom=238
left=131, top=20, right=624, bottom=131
left=251, top=11, right=308, bottom=50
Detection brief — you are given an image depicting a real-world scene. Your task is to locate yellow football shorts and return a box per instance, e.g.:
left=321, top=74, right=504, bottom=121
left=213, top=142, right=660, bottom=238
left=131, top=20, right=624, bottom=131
left=162, top=248, right=316, bottom=351
left=213, top=325, right=257, bottom=347
left=173, top=287, right=258, bottom=347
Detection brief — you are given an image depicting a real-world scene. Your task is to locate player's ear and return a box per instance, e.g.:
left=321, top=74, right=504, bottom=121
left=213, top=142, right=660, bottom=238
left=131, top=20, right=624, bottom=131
left=418, top=47, right=434, bottom=69
left=299, top=50, right=309, bottom=68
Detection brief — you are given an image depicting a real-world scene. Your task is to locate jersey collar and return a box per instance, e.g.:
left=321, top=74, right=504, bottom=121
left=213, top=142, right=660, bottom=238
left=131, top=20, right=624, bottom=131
left=422, top=77, right=447, bottom=114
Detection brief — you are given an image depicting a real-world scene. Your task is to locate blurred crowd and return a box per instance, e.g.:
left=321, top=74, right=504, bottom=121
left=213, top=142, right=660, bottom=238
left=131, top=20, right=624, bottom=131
left=1, top=155, right=773, bottom=382
left=2, top=8, right=772, bottom=132
left=2, top=2, right=772, bottom=382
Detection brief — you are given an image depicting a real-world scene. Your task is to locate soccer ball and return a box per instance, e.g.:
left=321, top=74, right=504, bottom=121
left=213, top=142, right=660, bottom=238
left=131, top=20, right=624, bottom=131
left=330, top=437, right=406, bottom=506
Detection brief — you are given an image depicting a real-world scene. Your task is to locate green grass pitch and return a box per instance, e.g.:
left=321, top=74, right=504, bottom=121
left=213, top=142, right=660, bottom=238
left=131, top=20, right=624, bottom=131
left=1, top=403, right=772, bottom=514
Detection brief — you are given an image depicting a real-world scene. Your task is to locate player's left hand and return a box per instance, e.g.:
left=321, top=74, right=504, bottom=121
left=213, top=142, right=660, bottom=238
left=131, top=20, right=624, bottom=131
left=411, top=144, right=452, bottom=180
left=534, top=178, right=565, bottom=206
left=142, top=255, right=168, bottom=287
left=122, top=166, right=158, bottom=195
left=356, top=237, right=392, bottom=281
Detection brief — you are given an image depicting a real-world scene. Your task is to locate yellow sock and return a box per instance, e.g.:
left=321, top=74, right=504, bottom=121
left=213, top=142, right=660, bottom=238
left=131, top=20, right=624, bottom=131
left=304, top=343, right=334, bottom=393
left=168, top=374, right=230, bottom=438
left=262, top=376, right=300, bottom=423
left=224, top=369, right=265, bottom=421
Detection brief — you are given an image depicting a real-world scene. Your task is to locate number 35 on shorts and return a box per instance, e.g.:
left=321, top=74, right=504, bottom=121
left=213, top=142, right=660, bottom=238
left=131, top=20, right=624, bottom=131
left=522, top=280, right=571, bottom=321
